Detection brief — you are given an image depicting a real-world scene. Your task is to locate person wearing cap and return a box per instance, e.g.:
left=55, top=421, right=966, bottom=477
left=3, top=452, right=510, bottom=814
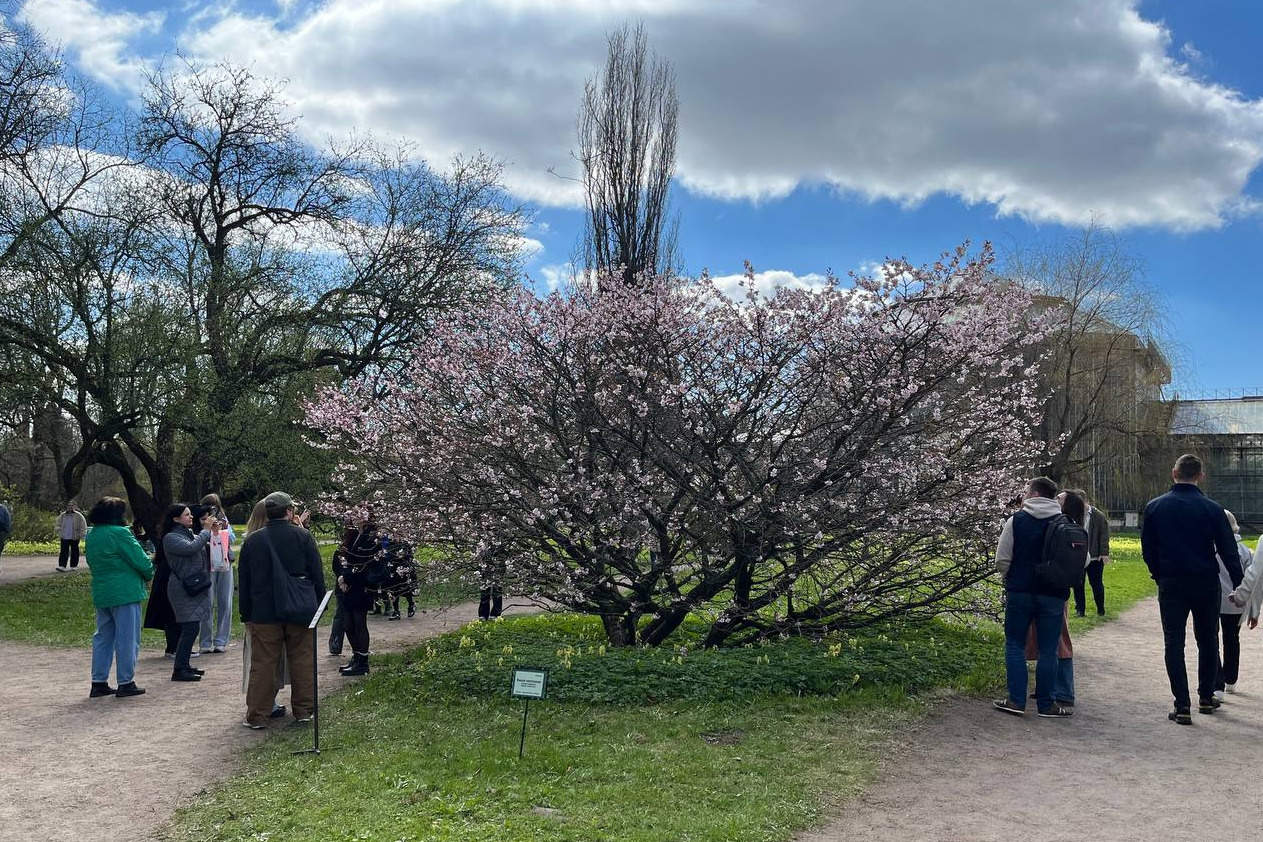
left=236, top=491, right=326, bottom=729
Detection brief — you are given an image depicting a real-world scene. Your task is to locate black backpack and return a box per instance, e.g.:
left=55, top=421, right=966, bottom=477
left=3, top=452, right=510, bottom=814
left=1035, top=514, right=1089, bottom=592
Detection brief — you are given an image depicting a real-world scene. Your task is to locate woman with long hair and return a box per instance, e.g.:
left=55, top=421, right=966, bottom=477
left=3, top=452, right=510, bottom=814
left=85, top=497, right=154, bottom=698
left=333, top=520, right=384, bottom=676
left=161, top=502, right=218, bottom=681
left=198, top=493, right=235, bottom=654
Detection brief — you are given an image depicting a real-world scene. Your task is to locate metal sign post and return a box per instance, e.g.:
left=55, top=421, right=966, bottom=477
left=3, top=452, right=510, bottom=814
left=294, top=589, right=335, bottom=756
left=511, top=668, right=548, bottom=758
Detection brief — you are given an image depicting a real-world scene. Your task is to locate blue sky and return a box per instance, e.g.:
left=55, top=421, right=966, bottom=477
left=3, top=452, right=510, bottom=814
left=12, top=0, right=1263, bottom=394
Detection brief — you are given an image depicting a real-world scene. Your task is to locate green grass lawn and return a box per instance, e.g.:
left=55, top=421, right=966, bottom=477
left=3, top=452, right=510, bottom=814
left=0, top=531, right=1165, bottom=841
left=0, top=543, right=471, bottom=648
left=163, top=538, right=1163, bottom=842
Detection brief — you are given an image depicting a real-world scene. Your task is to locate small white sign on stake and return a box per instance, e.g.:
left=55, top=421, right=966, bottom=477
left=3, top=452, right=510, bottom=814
left=512, top=668, right=548, bottom=700
left=511, top=668, right=548, bottom=758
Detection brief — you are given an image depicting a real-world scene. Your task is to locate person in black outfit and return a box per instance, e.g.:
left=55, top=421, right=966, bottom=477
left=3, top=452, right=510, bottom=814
left=1066, top=489, right=1111, bottom=617
left=333, top=522, right=384, bottom=676
left=1141, top=454, right=1244, bottom=724
left=477, top=550, right=505, bottom=621
left=143, top=535, right=181, bottom=658
left=327, top=538, right=351, bottom=656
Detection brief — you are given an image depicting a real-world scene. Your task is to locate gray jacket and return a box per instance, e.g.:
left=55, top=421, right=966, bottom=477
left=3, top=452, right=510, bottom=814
left=165, top=527, right=212, bottom=623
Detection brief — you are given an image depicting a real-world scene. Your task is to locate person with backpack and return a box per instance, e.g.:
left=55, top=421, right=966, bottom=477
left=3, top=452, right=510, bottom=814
left=993, top=476, right=1079, bottom=719
left=1023, top=490, right=1090, bottom=709
left=1141, top=454, right=1243, bottom=725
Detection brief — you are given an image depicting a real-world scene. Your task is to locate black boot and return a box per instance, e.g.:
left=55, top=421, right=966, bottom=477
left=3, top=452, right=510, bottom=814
left=89, top=681, right=116, bottom=698
left=340, top=653, right=369, bottom=676
left=116, top=681, right=146, bottom=697
left=172, top=668, right=202, bottom=682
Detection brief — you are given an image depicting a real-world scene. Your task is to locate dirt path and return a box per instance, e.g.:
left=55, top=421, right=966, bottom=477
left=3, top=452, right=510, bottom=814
left=0, top=598, right=532, bottom=842
left=0, top=554, right=62, bottom=586
left=799, top=596, right=1263, bottom=842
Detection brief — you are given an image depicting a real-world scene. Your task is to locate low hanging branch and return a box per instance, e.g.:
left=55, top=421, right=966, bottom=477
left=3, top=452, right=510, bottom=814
left=308, top=242, right=1048, bottom=647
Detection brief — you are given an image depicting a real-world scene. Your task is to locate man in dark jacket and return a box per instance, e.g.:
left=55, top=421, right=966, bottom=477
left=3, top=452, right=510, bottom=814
left=1141, top=454, right=1243, bottom=724
left=1066, top=489, right=1111, bottom=617
left=993, top=477, right=1073, bottom=718
left=238, top=491, right=326, bottom=729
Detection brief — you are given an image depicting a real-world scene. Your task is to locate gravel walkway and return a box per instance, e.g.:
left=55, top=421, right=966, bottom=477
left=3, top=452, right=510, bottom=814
left=0, top=595, right=528, bottom=842
left=799, top=595, right=1263, bottom=842
left=0, top=554, right=63, bottom=586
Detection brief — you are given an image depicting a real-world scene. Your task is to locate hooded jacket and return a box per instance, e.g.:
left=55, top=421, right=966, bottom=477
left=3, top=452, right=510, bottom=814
left=995, top=496, right=1068, bottom=598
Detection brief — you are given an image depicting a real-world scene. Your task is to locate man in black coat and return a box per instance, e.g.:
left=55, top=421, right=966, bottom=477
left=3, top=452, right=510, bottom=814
left=1066, top=488, right=1111, bottom=617
left=1141, top=454, right=1243, bottom=725
left=238, top=491, right=326, bottom=729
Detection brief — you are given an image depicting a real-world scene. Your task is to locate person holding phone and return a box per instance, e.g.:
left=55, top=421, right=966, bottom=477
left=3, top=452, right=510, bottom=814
left=162, top=503, right=218, bottom=681
left=198, top=493, right=236, bottom=654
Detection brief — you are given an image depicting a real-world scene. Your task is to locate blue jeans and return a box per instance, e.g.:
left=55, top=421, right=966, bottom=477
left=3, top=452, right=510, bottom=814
left=92, top=602, right=142, bottom=684
left=1056, top=658, right=1074, bottom=704
left=200, top=567, right=234, bottom=650
left=1004, top=592, right=1065, bottom=711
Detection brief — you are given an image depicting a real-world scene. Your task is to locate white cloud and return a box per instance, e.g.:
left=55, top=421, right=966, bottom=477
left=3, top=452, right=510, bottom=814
left=707, top=269, right=831, bottom=299
left=534, top=262, right=576, bottom=292
left=18, top=0, right=162, bottom=90
left=27, top=0, right=1263, bottom=231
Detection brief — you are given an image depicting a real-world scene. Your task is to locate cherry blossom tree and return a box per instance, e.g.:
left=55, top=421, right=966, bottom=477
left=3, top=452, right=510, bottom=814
left=308, top=243, right=1046, bottom=647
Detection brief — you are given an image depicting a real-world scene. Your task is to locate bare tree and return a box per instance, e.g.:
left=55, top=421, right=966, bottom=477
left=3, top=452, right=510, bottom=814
left=1, top=56, right=528, bottom=530
left=577, top=23, right=681, bottom=287
left=1002, top=224, right=1173, bottom=508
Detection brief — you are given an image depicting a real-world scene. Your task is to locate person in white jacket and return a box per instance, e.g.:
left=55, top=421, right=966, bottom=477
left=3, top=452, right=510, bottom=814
left=1227, top=526, right=1263, bottom=643
left=1215, top=511, right=1253, bottom=699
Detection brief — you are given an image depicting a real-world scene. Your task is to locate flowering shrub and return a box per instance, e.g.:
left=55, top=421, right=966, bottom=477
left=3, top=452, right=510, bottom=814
left=307, top=242, right=1045, bottom=646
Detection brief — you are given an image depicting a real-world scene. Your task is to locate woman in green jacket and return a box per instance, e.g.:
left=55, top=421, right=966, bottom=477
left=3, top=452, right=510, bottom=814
left=84, top=497, right=155, bottom=698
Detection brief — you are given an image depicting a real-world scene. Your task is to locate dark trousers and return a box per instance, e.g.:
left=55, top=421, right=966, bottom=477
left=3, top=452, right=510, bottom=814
left=173, top=620, right=199, bottom=670
left=1218, top=613, right=1242, bottom=689
left=344, top=608, right=370, bottom=655
left=328, top=590, right=346, bottom=654
left=1073, top=560, right=1106, bottom=615
left=1157, top=576, right=1221, bottom=709
left=478, top=586, right=503, bottom=620
left=163, top=622, right=181, bottom=655
left=58, top=538, right=80, bottom=568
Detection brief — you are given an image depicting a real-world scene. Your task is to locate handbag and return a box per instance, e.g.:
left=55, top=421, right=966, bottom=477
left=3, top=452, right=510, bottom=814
left=171, top=565, right=212, bottom=597
left=259, top=531, right=318, bottom=625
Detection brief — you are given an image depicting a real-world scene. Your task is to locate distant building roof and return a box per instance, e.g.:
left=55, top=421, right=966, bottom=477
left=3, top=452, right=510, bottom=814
left=1171, top=398, right=1263, bottom=436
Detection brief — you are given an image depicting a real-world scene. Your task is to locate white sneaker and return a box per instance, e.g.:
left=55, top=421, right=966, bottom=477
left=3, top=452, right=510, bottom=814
left=1226, top=683, right=1237, bottom=694
left=54, top=567, right=67, bottom=573
left=1214, top=690, right=1225, bottom=702
left=189, top=651, right=200, bottom=659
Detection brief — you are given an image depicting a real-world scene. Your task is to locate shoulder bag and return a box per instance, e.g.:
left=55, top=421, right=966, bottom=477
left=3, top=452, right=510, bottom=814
left=259, top=530, right=318, bottom=625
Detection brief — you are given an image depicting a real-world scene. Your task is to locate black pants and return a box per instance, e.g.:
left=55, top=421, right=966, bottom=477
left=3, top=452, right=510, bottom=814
left=478, top=586, right=502, bottom=620
left=1073, top=559, right=1106, bottom=615
left=173, top=620, right=199, bottom=670
left=344, top=608, right=370, bottom=655
left=1157, top=576, right=1221, bottom=708
left=164, top=622, right=181, bottom=655
left=58, top=538, right=80, bottom=568
left=328, top=590, right=346, bottom=654
left=1217, top=613, right=1242, bottom=689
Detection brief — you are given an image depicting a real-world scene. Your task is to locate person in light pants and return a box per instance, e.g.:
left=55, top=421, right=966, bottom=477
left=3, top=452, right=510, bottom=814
left=199, top=493, right=235, bottom=653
